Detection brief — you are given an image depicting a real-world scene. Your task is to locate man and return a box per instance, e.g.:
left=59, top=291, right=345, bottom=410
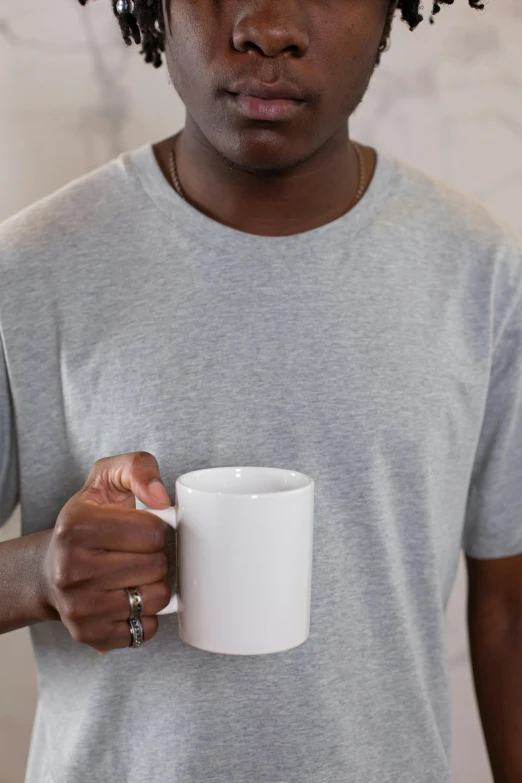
left=0, top=0, right=521, bottom=781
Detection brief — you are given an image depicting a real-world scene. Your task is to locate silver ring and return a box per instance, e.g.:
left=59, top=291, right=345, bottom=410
left=115, top=0, right=134, bottom=15
left=126, top=586, right=143, bottom=619
left=128, top=616, right=145, bottom=648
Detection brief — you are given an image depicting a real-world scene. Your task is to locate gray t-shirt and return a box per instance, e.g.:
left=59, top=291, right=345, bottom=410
left=1, top=141, right=522, bottom=783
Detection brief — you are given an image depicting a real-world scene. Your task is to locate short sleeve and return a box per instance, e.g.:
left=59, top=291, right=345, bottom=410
left=0, top=331, right=19, bottom=527
left=462, top=261, right=522, bottom=559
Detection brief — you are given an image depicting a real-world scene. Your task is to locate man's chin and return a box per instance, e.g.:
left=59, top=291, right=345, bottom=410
left=212, top=133, right=317, bottom=175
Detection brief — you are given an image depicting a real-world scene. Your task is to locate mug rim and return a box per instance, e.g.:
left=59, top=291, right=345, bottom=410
left=176, top=466, right=314, bottom=497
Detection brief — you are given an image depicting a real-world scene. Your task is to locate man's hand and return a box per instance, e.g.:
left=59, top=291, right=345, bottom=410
left=42, top=451, right=173, bottom=653
left=466, top=552, right=522, bottom=783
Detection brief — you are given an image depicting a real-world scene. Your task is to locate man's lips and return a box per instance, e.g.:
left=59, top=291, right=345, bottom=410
left=225, top=92, right=307, bottom=121
left=227, top=78, right=307, bottom=101
left=224, top=78, right=309, bottom=121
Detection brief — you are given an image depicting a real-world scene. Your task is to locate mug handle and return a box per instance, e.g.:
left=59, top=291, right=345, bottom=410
left=141, top=505, right=181, bottom=615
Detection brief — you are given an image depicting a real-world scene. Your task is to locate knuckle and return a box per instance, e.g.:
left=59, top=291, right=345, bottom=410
left=65, top=603, right=83, bottom=623
left=68, top=624, right=81, bottom=642
left=83, top=462, right=106, bottom=494
left=53, top=554, right=90, bottom=589
left=92, top=456, right=109, bottom=471
left=84, top=456, right=118, bottom=493
left=53, top=562, right=75, bottom=589
left=68, top=622, right=90, bottom=644
left=55, top=518, right=89, bottom=549
left=70, top=622, right=104, bottom=647
left=132, top=451, right=156, bottom=468
left=65, top=596, right=92, bottom=623
left=54, top=514, right=74, bottom=544
left=82, top=471, right=106, bottom=497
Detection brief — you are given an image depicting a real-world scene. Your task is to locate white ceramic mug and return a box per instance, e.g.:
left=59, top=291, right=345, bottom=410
left=139, top=466, right=314, bottom=655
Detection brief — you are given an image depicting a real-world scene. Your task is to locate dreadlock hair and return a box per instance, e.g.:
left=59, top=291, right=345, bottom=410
left=77, top=0, right=485, bottom=70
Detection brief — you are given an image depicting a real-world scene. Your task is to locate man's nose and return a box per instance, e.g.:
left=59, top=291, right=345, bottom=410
left=232, top=0, right=310, bottom=58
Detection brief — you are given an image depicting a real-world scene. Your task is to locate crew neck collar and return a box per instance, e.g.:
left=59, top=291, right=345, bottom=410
left=124, top=140, right=400, bottom=253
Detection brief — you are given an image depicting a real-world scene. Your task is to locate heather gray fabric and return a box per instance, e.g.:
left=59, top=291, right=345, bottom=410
left=1, top=141, right=522, bottom=783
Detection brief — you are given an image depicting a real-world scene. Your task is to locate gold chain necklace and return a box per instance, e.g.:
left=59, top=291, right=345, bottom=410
left=168, top=132, right=366, bottom=210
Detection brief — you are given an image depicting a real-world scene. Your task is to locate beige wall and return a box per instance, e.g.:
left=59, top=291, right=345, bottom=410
left=1, top=1, right=521, bottom=781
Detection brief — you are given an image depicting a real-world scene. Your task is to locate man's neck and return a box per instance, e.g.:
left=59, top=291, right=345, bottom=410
left=152, top=119, right=376, bottom=237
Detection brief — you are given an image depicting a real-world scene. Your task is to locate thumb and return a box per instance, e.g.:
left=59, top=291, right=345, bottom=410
left=147, top=478, right=171, bottom=507
left=81, top=451, right=171, bottom=508
left=130, top=451, right=172, bottom=508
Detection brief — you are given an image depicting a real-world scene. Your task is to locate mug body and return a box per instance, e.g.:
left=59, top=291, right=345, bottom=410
left=175, top=466, right=314, bottom=655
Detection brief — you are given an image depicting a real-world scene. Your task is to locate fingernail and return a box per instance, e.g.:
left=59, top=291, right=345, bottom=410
left=149, top=479, right=170, bottom=504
